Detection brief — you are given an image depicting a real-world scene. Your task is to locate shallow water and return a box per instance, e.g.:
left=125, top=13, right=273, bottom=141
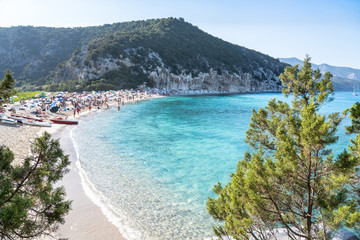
left=71, top=92, right=356, bottom=240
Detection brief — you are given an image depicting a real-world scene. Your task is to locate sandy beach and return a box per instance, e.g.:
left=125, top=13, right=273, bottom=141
left=0, top=90, right=161, bottom=240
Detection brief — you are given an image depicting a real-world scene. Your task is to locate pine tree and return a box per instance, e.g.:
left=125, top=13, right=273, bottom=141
left=0, top=69, right=17, bottom=106
left=207, top=56, right=360, bottom=239
left=0, top=132, right=71, bottom=239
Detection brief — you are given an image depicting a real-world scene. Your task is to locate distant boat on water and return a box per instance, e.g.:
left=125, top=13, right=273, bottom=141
left=353, top=85, right=358, bottom=96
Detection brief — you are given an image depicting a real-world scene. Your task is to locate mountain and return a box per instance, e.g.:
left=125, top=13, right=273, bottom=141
left=280, top=57, right=360, bottom=91
left=0, top=23, right=155, bottom=87
left=280, top=57, right=360, bottom=80
left=0, top=18, right=287, bottom=92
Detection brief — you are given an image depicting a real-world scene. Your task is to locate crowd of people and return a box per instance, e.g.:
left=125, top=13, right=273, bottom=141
left=0, top=90, right=160, bottom=124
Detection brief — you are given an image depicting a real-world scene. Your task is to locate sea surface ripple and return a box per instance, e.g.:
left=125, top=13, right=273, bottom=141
left=72, top=92, right=355, bottom=240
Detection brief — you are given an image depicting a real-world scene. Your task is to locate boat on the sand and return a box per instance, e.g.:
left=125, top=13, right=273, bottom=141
left=22, top=119, right=51, bottom=127
left=10, top=114, right=44, bottom=122
left=0, top=115, right=20, bottom=125
left=50, top=117, right=78, bottom=125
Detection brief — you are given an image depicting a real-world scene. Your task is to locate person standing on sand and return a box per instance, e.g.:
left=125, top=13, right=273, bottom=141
left=73, top=108, right=76, bottom=118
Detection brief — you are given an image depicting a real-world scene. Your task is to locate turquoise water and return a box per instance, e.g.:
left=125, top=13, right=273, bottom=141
left=71, top=92, right=356, bottom=240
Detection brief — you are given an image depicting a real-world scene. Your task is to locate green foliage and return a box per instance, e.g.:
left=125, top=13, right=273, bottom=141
left=0, top=26, right=85, bottom=86
left=207, top=56, right=360, bottom=239
left=1, top=18, right=287, bottom=91
left=44, top=64, right=153, bottom=92
left=99, top=65, right=153, bottom=90
left=84, top=18, right=285, bottom=77
left=0, top=132, right=71, bottom=239
left=346, top=102, right=360, bottom=135
left=345, top=103, right=360, bottom=169
left=0, top=70, right=17, bottom=105
left=13, top=91, right=43, bottom=102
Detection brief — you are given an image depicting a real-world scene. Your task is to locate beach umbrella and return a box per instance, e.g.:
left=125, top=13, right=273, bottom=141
left=50, top=106, right=59, bottom=113
left=50, top=102, right=57, bottom=108
left=35, top=94, right=42, bottom=98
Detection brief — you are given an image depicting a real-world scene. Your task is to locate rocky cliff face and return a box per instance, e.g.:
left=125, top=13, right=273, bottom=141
left=55, top=47, right=281, bottom=93
left=149, top=68, right=279, bottom=93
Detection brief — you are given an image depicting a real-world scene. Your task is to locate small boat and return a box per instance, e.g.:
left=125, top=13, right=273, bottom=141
left=0, top=116, right=19, bottom=125
left=9, top=115, right=28, bottom=122
left=353, top=84, right=359, bottom=96
left=10, top=114, right=44, bottom=122
left=50, top=117, right=78, bottom=125
left=22, top=119, right=51, bottom=127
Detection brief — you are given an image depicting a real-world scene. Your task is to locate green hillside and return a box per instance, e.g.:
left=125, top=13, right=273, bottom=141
left=0, top=18, right=287, bottom=91
left=85, top=18, right=284, bottom=76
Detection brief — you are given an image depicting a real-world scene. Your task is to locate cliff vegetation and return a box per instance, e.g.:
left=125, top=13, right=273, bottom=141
left=0, top=18, right=287, bottom=92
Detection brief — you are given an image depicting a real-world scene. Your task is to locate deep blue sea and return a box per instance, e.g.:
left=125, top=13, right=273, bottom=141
left=71, top=92, right=356, bottom=240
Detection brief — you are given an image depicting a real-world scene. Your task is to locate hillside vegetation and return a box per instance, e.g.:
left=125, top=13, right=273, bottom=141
left=0, top=18, right=286, bottom=91
left=85, top=18, right=283, bottom=76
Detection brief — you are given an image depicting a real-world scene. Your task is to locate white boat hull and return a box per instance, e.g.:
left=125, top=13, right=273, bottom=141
left=22, top=120, right=51, bottom=127
left=0, top=117, right=18, bottom=125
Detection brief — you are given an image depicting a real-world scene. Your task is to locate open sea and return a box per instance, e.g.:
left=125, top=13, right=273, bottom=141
left=70, top=92, right=356, bottom=240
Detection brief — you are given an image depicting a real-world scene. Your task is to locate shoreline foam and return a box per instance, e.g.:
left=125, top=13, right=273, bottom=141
left=53, top=124, right=126, bottom=240
left=69, top=125, right=144, bottom=240
left=54, top=96, right=162, bottom=239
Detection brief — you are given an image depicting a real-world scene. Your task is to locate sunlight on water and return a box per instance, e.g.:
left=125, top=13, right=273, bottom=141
left=72, top=92, right=356, bottom=240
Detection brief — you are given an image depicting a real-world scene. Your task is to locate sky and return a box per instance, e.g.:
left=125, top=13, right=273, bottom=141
left=0, top=0, right=359, bottom=69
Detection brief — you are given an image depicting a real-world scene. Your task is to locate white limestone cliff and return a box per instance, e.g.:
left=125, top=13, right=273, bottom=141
left=54, top=47, right=281, bottom=93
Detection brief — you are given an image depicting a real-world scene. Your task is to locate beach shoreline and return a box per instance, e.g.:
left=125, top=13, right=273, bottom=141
left=0, top=107, right=127, bottom=239
left=0, top=92, right=162, bottom=240
left=53, top=124, right=127, bottom=240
